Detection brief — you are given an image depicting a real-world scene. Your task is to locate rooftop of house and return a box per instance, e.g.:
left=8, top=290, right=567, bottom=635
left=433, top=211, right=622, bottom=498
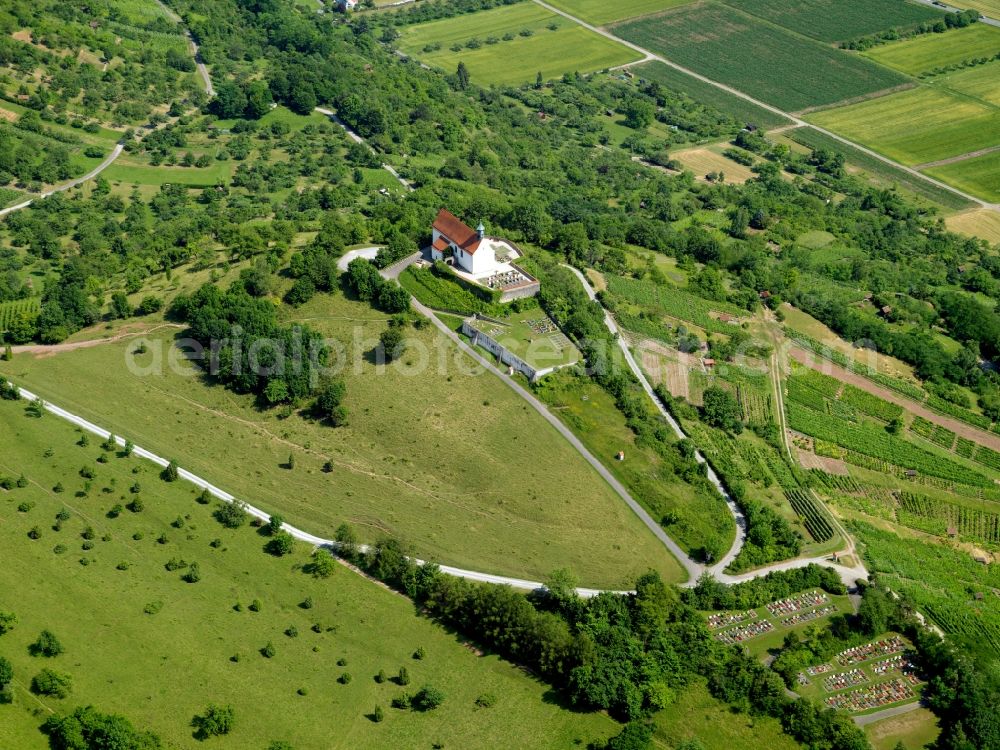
left=433, top=208, right=483, bottom=255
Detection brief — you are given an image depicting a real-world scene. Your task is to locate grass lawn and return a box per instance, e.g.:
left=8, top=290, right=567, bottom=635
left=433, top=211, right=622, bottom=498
left=534, top=369, right=736, bottom=558
left=545, top=0, right=694, bottom=25
left=101, top=156, right=235, bottom=187
left=634, top=61, right=792, bottom=129
left=614, top=1, right=909, bottom=112
left=925, top=149, right=1000, bottom=203
left=863, top=24, right=1000, bottom=76
left=0, top=398, right=619, bottom=749
left=653, top=679, right=800, bottom=750
left=805, top=87, right=1000, bottom=166
left=865, top=706, right=941, bottom=750
left=946, top=208, right=1000, bottom=244
left=468, top=308, right=581, bottom=370
left=0, top=292, right=685, bottom=588
left=715, top=0, right=940, bottom=42
left=396, top=4, right=641, bottom=85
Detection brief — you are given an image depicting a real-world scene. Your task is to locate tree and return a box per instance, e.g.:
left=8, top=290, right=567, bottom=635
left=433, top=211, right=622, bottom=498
left=192, top=704, right=235, bottom=739
left=304, top=548, right=336, bottom=578
left=264, top=515, right=285, bottom=536
left=124, top=439, right=135, bottom=457
left=265, top=531, right=294, bottom=557
left=43, top=707, right=162, bottom=749
left=110, top=291, right=132, bottom=319
left=30, top=629, right=64, bottom=657
left=397, top=666, right=410, bottom=686
left=702, top=387, right=743, bottom=434
left=412, top=685, right=445, bottom=711
left=858, top=586, right=890, bottom=635
left=0, top=611, right=15, bottom=635
left=2, top=344, right=11, bottom=361
left=215, top=500, right=248, bottom=529
left=314, top=380, right=347, bottom=425
left=379, top=328, right=405, bottom=362
left=605, top=721, right=654, bottom=750
left=0, top=656, right=12, bottom=688
left=31, top=668, right=71, bottom=698
left=244, top=80, right=274, bottom=120
left=622, top=99, right=654, bottom=130
left=211, top=81, right=248, bottom=119
left=456, top=61, right=470, bottom=90
left=162, top=460, right=179, bottom=482
left=373, top=704, right=384, bottom=722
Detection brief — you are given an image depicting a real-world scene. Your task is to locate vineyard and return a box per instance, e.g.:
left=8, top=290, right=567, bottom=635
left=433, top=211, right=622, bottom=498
left=737, top=385, right=773, bottom=427
left=897, top=492, right=1000, bottom=544
left=0, top=298, right=40, bottom=332
left=605, top=274, right=747, bottom=335
left=787, top=401, right=991, bottom=487
left=910, top=415, right=956, bottom=450
left=840, top=384, right=903, bottom=422
left=786, top=366, right=903, bottom=423
left=910, top=416, right=1000, bottom=473
left=786, top=488, right=835, bottom=542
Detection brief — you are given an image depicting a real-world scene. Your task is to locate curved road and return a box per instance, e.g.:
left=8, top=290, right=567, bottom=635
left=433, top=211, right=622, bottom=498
left=533, top=0, right=999, bottom=212
left=152, top=0, right=214, bottom=95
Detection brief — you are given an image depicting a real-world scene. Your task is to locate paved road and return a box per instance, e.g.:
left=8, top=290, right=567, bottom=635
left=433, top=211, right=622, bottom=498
left=0, top=143, right=125, bottom=218
left=336, top=246, right=380, bottom=271
left=315, top=107, right=413, bottom=192
left=853, top=700, right=924, bottom=727
left=532, top=0, right=999, bottom=212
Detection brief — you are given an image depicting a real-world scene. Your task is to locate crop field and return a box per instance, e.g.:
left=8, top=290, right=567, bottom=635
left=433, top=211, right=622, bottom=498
left=863, top=24, right=1000, bottom=76
left=939, top=60, right=1000, bottom=106
left=954, top=0, right=1000, bottom=16
left=716, top=0, right=941, bottom=43
left=0, top=293, right=685, bottom=588
left=546, top=0, right=694, bottom=25
left=635, top=62, right=791, bottom=129
left=672, top=144, right=756, bottom=183
left=605, top=274, right=747, bottom=334
left=785, top=127, right=975, bottom=211
left=947, top=209, right=1000, bottom=244
left=806, top=87, right=1000, bottom=166
left=614, top=2, right=910, bottom=112
left=396, top=3, right=641, bottom=86
left=926, top=150, right=1000, bottom=203
left=0, top=298, right=40, bottom=332
left=0, top=399, right=617, bottom=750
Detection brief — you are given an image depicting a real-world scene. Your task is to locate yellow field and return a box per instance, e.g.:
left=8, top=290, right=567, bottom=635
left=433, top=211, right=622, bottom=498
left=952, top=0, right=1000, bottom=17
left=672, top=145, right=756, bottom=183
left=946, top=209, right=1000, bottom=245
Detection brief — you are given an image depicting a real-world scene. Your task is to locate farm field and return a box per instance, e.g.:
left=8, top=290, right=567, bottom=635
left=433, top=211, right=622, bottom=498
left=955, top=0, right=1000, bottom=16
left=715, top=0, right=941, bottom=43
left=784, top=126, right=975, bottom=211
left=0, top=293, right=685, bottom=589
left=925, top=150, right=1000, bottom=203
left=101, top=155, right=235, bottom=187
left=805, top=87, right=1000, bottom=166
left=614, top=1, right=910, bottom=111
left=0, top=398, right=618, bottom=749
left=395, top=3, right=641, bottom=86
left=938, top=59, right=1000, bottom=106
left=545, top=0, right=694, bottom=25
left=946, top=208, right=1000, bottom=244
left=863, top=24, right=1000, bottom=76
left=672, top=143, right=757, bottom=183
left=634, top=61, right=792, bottom=129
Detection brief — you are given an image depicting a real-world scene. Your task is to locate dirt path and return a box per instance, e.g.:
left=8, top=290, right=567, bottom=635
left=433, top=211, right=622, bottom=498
left=12, top=323, right=184, bottom=356
left=790, top=345, right=1000, bottom=452
left=915, top=144, right=1000, bottom=170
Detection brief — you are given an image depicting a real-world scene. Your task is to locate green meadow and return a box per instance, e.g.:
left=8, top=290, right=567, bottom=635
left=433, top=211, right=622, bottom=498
left=937, top=59, right=1000, bottom=106
left=806, top=87, right=1000, bottom=166
left=863, top=24, right=1000, bottom=76
left=396, top=3, right=641, bottom=85
left=926, top=150, right=1000, bottom=203
left=0, top=292, right=685, bottom=588
left=546, top=0, right=694, bottom=26
left=0, top=397, right=618, bottom=749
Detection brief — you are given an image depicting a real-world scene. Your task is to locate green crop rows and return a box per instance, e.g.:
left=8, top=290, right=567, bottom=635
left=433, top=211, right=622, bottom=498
left=808, top=470, right=862, bottom=494
left=605, top=274, right=747, bottom=334
left=785, top=488, right=834, bottom=542
left=840, top=384, right=903, bottom=422
left=787, top=401, right=990, bottom=487
left=0, top=298, right=40, bottom=332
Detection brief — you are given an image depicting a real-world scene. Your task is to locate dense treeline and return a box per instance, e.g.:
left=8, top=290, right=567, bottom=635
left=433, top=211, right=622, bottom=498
left=43, top=706, right=163, bottom=750
left=342, top=539, right=869, bottom=748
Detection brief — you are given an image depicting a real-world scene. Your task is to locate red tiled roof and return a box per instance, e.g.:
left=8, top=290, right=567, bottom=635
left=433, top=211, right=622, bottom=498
left=433, top=208, right=482, bottom=255
left=432, top=236, right=450, bottom=252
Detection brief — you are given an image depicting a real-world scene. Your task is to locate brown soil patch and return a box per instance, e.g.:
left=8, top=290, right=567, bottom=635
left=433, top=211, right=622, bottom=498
left=797, top=449, right=850, bottom=475
left=0, top=108, right=17, bottom=123
left=672, top=146, right=755, bottom=184
left=790, top=345, right=1000, bottom=452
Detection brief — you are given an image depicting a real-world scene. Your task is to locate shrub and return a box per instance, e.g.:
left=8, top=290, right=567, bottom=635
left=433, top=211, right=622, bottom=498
left=412, top=685, right=445, bottom=711
left=31, top=668, right=72, bottom=698
left=30, top=630, right=64, bottom=657
left=192, top=704, right=235, bottom=739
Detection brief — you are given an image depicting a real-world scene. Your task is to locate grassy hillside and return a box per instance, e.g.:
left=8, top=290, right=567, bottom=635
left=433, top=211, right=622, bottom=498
left=0, top=396, right=619, bottom=749
left=0, top=292, right=686, bottom=588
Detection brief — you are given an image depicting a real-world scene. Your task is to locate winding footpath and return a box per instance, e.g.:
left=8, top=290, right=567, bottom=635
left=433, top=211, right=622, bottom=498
left=532, top=0, right=1000, bottom=213
left=152, top=0, right=214, bottom=95
left=315, top=108, right=413, bottom=192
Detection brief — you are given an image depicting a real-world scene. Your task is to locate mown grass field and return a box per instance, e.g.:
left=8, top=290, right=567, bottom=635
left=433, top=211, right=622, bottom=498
left=635, top=61, right=791, bottom=129
left=785, top=126, right=975, bottom=211
left=672, top=143, right=756, bottom=183
left=0, top=398, right=619, bottom=749
left=805, top=87, right=1000, bottom=166
left=946, top=208, right=1000, bottom=244
left=545, top=0, right=693, bottom=25
left=865, top=706, right=940, bottom=750
left=653, top=679, right=800, bottom=750
left=939, top=59, right=1000, bottom=105
left=716, top=0, right=940, bottom=42
left=925, top=149, right=1000, bottom=203
left=863, top=24, right=1000, bottom=76
left=396, top=3, right=640, bottom=85
left=0, top=292, right=685, bottom=588
left=101, top=156, right=235, bottom=187
left=614, top=1, right=910, bottom=111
